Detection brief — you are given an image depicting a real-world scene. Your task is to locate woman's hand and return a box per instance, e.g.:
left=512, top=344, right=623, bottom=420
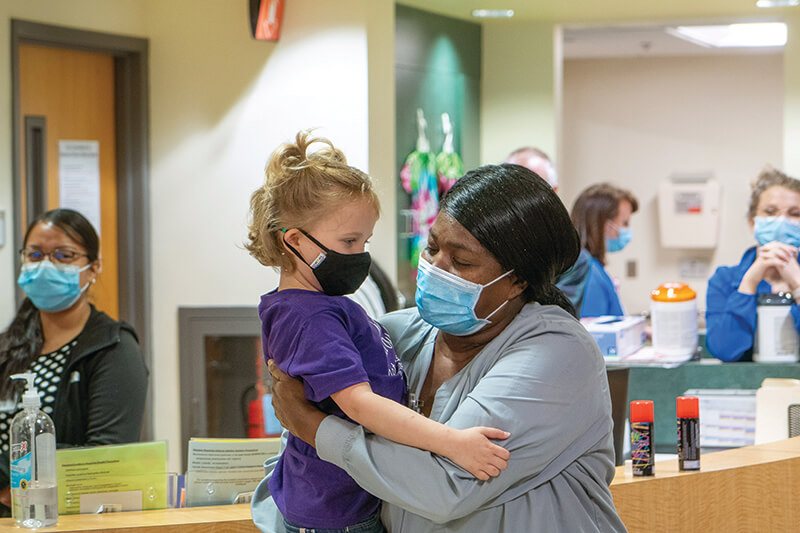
left=267, top=360, right=327, bottom=447
left=739, top=242, right=799, bottom=294
left=0, top=485, right=10, bottom=507
left=769, top=245, right=800, bottom=296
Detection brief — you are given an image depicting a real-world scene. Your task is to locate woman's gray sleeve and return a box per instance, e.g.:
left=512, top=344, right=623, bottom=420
left=316, top=344, right=610, bottom=523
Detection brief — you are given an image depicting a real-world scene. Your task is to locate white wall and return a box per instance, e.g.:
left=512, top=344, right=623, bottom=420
left=145, top=0, right=393, bottom=471
left=481, top=21, right=558, bottom=165
left=0, top=0, right=395, bottom=473
left=561, top=54, right=784, bottom=316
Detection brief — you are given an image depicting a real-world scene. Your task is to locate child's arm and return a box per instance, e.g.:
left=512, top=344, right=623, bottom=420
left=331, top=382, right=510, bottom=480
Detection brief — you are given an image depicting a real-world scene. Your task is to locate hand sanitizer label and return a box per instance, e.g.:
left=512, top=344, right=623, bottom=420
left=10, top=450, right=32, bottom=490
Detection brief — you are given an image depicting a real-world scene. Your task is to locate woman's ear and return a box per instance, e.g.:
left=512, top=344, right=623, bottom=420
left=603, top=219, right=616, bottom=239
left=507, top=273, right=528, bottom=300
left=90, top=257, right=102, bottom=283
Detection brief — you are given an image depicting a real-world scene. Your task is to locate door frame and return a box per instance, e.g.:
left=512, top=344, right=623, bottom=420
left=11, top=20, right=153, bottom=439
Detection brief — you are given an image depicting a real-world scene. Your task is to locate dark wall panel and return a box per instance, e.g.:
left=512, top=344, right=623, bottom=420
left=395, top=5, right=481, bottom=297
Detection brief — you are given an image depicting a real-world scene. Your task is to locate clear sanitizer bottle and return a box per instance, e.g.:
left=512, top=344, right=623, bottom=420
left=9, top=373, right=58, bottom=528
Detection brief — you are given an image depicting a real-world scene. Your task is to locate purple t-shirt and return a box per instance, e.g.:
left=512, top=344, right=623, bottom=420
left=260, top=289, right=407, bottom=529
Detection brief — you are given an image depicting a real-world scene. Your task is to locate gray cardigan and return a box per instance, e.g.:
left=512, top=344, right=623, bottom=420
left=253, top=303, right=626, bottom=532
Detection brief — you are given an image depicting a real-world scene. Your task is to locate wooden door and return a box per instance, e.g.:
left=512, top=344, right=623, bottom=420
left=18, top=44, right=119, bottom=318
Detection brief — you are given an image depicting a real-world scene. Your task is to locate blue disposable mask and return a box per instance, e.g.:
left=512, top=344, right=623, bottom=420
left=17, top=260, right=92, bottom=312
left=753, top=216, right=800, bottom=248
left=415, top=257, right=513, bottom=336
left=606, top=226, right=632, bottom=253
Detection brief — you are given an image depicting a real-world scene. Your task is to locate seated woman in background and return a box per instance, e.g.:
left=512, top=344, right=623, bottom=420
left=0, top=209, right=148, bottom=508
left=571, top=183, right=639, bottom=317
left=706, top=168, right=800, bottom=362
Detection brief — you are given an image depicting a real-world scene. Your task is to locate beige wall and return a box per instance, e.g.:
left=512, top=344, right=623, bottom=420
left=145, top=0, right=394, bottom=472
left=481, top=21, right=558, bottom=165
left=0, top=0, right=395, bottom=472
left=785, top=12, right=800, bottom=177
left=561, top=54, right=784, bottom=315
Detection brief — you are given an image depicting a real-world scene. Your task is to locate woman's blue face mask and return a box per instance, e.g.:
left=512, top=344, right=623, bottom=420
left=415, top=256, right=512, bottom=336
left=753, top=216, right=800, bottom=248
left=17, top=260, right=91, bottom=312
left=606, top=226, right=633, bottom=253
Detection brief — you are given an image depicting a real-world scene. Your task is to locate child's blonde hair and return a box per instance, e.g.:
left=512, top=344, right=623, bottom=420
left=246, top=130, right=379, bottom=272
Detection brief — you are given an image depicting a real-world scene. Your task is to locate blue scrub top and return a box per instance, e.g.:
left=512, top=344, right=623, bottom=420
left=581, top=256, right=624, bottom=318
left=706, top=246, right=800, bottom=362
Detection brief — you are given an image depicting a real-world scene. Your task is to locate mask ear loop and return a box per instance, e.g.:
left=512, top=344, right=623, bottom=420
left=477, top=269, right=516, bottom=322
left=77, top=263, right=95, bottom=292
left=280, top=228, right=326, bottom=269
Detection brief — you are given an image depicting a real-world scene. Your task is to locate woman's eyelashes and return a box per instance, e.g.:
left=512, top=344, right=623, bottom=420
left=451, top=257, right=471, bottom=268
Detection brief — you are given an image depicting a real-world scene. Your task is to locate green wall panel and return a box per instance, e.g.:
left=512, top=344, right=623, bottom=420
left=395, top=5, right=481, bottom=298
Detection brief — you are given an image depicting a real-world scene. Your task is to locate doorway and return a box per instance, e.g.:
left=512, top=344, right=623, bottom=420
left=11, top=20, right=152, bottom=438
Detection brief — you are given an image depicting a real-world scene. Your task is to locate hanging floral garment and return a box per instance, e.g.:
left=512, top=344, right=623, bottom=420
left=400, top=109, right=438, bottom=270
left=435, top=112, right=463, bottom=197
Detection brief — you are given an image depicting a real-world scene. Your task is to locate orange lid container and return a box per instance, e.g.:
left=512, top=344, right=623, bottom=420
left=651, top=282, right=696, bottom=302
left=677, top=396, right=699, bottom=418
left=630, top=400, right=654, bottom=423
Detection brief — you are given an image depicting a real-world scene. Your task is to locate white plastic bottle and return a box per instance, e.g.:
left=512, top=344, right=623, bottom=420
left=9, top=373, right=58, bottom=528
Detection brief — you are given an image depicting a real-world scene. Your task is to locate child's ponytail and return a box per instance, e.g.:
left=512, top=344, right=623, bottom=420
left=246, top=131, right=378, bottom=271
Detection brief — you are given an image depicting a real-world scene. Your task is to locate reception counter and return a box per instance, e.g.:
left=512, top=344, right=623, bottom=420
left=0, top=437, right=797, bottom=532
left=610, top=436, right=800, bottom=532
left=0, top=504, right=258, bottom=532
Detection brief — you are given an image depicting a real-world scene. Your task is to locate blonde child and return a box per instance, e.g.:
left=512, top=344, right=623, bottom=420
left=245, top=131, right=509, bottom=532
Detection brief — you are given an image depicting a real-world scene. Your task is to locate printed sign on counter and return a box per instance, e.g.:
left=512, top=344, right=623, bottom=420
left=56, top=441, right=168, bottom=515
left=185, top=437, right=281, bottom=507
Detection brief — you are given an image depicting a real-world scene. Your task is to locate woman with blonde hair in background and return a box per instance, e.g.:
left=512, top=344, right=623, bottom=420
left=707, top=167, right=800, bottom=362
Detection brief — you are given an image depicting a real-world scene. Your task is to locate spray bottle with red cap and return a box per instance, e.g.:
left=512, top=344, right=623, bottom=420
left=677, top=396, right=701, bottom=471
left=630, top=400, right=654, bottom=476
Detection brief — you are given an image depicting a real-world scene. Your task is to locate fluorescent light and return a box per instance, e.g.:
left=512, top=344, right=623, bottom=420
left=756, top=0, right=799, bottom=7
left=668, top=22, right=787, bottom=47
left=472, top=9, right=514, bottom=18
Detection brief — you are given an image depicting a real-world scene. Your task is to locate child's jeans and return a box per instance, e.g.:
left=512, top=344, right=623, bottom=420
left=283, top=510, right=385, bottom=533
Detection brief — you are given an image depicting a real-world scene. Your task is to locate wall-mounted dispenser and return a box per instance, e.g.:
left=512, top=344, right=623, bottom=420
left=658, top=172, right=720, bottom=248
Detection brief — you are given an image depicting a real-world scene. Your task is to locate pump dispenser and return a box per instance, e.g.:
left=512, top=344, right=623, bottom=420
left=9, top=373, right=58, bottom=528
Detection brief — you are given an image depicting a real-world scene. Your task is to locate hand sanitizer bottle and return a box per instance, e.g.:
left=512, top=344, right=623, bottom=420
left=9, top=373, right=58, bottom=528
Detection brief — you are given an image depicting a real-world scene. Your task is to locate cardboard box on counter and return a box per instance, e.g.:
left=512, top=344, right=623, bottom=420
left=581, top=315, right=646, bottom=357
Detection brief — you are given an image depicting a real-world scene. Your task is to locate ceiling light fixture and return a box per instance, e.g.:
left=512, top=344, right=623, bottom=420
left=472, top=9, right=514, bottom=18
left=667, top=22, right=787, bottom=47
left=756, top=0, right=799, bottom=8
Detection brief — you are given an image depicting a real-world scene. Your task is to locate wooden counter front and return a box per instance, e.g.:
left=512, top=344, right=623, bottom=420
left=611, top=436, right=800, bottom=532
left=0, top=503, right=258, bottom=532
left=0, top=438, right=798, bottom=532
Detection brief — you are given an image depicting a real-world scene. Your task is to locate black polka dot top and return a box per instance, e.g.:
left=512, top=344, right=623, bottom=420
left=0, top=340, right=73, bottom=453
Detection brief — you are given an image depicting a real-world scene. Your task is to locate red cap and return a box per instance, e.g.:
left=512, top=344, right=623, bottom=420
left=630, top=400, right=654, bottom=423
left=677, top=396, right=699, bottom=419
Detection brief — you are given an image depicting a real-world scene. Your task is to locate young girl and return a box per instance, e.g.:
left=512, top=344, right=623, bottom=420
left=246, top=131, right=510, bottom=532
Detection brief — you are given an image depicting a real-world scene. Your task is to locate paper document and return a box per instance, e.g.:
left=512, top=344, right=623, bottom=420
left=58, top=140, right=102, bottom=235
left=56, top=441, right=168, bottom=515
left=185, top=437, right=281, bottom=507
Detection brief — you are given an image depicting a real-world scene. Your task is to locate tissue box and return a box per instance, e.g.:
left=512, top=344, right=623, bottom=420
left=581, top=315, right=646, bottom=357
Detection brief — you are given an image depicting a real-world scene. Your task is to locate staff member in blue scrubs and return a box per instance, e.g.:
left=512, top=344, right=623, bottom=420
left=706, top=168, right=800, bottom=362
left=571, top=183, right=638, bottom=318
